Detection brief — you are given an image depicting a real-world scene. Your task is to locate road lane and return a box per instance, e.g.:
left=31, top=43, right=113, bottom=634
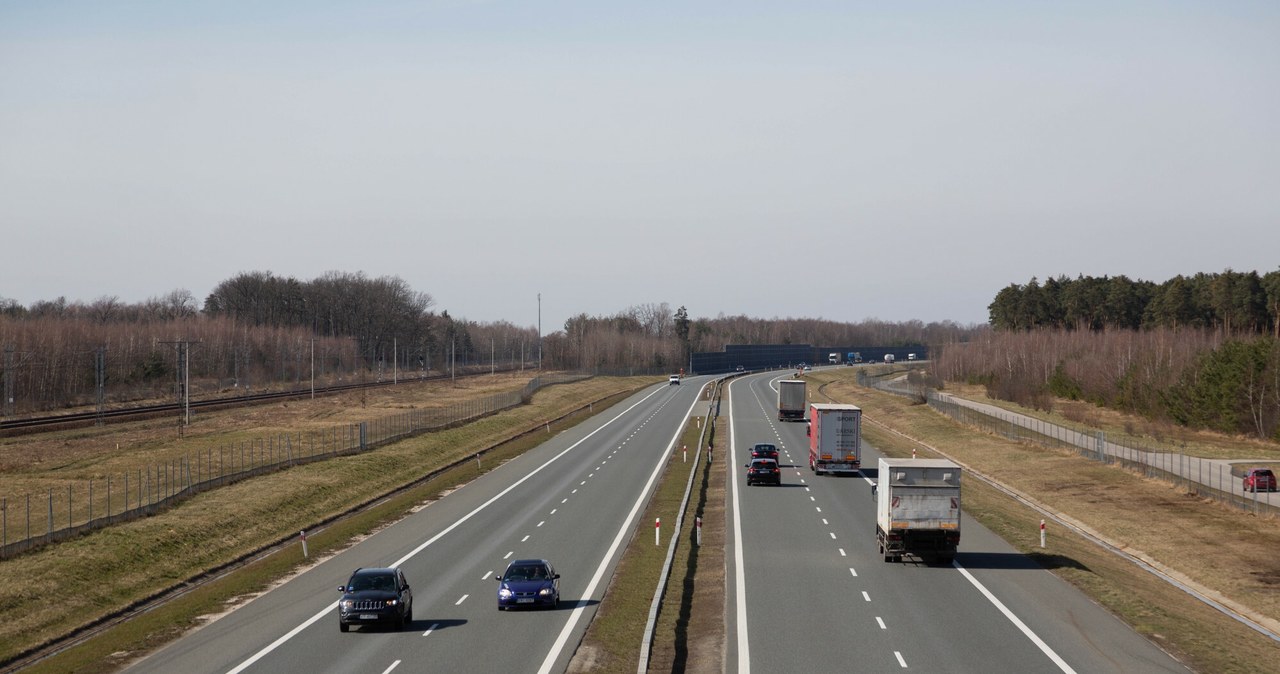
left=128, top=379, right=705, bottom=674
left=727, top=372, right=1188, bottom=673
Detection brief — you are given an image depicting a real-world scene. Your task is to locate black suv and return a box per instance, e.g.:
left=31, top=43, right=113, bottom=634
left=338, top=567, right=413, bottom=632
left=745, top=458, right=782, bottom=486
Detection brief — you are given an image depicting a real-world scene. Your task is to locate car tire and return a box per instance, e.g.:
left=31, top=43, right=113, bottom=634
left=339, top=622, right=349, bottom=633
left=405, top=603, right=412, bottom=625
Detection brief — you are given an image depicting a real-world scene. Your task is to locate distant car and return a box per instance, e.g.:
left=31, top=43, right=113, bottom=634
left=803, top=365, right=812, bottom=372
left=745, top=458, right=781, bottom=486
left=735, top=365, right=744, bottom=372
left=1243, top=468, right=1277, bottom=493
left=750, top=443, right=779, bottom=461
left=668, top=375, right=681, bottom=386
left=497, top=559, right=560, bottom=610
left=338, top=567, right=413, bottom=632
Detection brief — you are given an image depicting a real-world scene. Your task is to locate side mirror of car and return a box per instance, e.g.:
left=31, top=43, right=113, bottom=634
left=338, top=586, right=347, bottom=593
left=553, top=574, right=561, bottom=580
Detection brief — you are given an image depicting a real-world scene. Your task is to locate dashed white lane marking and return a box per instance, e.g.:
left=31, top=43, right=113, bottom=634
left=876, top=617, right=886, bottom=629
left=810, top=496, right=816, bottom=502
left=537, top=521, right=545, bottom=527
left=422, top=623, right=440, bottom=637
left=504, top=551, right=513, bottom=559
left=456, top=595, right=468, bottom=605
left=561, top=498, right=568, bottom=504
left=580, top=481, right=587, bottom=486
left=849, top=568, right=858, bottom=577
left=572, top=489, right=578, bottom=494
left=381, top=659, right=401, bottom=674
left=829, top=532, right=837, bottom=539
left=550, top=509, right=557, bottom=515
left=482, top=571, right=493, bottom=580
left=862, top=591, right=871, bottom=601
left=816, top=507, right=822, bottom=513
left=839, top=548, right=847, bottom=557
left=822, top=518, right=829, bottom=525
left=895, top=651, right=907, bottom=668
left=521, top=535, right=530, bottom=542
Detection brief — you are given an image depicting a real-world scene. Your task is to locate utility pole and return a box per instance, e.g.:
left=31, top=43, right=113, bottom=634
left=160, top=339, right=200, bottom=427
left=95, top=346, right=106, bottom=425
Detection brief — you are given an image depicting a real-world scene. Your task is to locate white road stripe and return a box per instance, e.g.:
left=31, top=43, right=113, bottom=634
left=895, top=651, right=908, bottom=668
left=862, top=591, right=871, bottom=601
left=955, top=561, right=1077, bottom=673
left=482, top=571, right=492, bottom=580
left=381, top=660, right=401, bottom=674
left=849, top=568, right=857, bottom=577
left=726, top=381, right=751, bottom=674
left=456, top=594, right=468, bottom=605
left=876, top=617, right=886, bottom=629
left=839, top=548, right=847, bottom=557
left=422, top=623, right=439, bottom=637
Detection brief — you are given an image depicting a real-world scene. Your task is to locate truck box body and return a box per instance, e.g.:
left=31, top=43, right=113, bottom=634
left=777, top=379, right=807, bottom=421
left=884, top=354, right=895, bottom=364
left=828, top=352, right=840, bottom=364
left=808, top=403, right=862, bottom=474
left=876, top=458, right=961, bottom=563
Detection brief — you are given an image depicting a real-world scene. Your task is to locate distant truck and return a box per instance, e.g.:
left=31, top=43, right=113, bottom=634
left=828, top=352, right=840, bottom=364
left=808, top=403, right=861, bottom=475
left=884, top=354, right=895, bottom=364
left=875, top=458, right=961, bottom=564
left=777, top=379, right=807, bottom=421
left=847, top=352, right=861, bottom=364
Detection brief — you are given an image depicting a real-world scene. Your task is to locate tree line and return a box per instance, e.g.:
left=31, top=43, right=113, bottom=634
left=1, top=271, right=985, bottom=415
left=935, top=328, right=1280, bottom=440
left=987, top=269, right=1280, bottom=335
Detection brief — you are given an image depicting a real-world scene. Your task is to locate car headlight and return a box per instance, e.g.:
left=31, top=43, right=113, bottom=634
left=385, top=599, right=398, bottom=607
left=538, top=587, right=555, bottom=597
left=498, top=588, right=513, bottom=599
left=340, top=600, right=353, bottom=610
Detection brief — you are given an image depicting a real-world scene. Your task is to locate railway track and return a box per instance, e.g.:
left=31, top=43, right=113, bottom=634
left=0, top=368, right=519, bottom=434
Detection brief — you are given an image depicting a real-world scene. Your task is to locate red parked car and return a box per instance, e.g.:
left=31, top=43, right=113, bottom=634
left=1243, top=468, right=1277, bottom=493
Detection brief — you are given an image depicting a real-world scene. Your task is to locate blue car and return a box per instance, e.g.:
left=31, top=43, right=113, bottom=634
left=497, top=559, right=560, bottom=610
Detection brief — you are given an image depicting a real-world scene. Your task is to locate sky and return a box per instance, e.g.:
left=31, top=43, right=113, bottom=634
left=2, top=1, right=1278, bottom=333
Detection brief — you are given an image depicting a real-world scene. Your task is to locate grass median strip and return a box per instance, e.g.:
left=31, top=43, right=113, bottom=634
left=1, top=376, right=648, bottom=671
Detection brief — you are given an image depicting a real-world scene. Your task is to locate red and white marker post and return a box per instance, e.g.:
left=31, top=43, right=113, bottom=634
left=655, top=518, right=661, bottom=546
left=1039, top=519, right=1046, bottom=548
left=300, top=530, right=309, bottom=558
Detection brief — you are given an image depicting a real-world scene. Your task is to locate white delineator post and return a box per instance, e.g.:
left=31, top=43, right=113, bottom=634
left=683, top=445, right=687, bottom=463
left=655, top=518, right=661, bottom=545
left=300, top=530, right=309, bottom=558
left=1040, top=519, right=1046, bottom=548
left=696, top=516, right=702, bottom=546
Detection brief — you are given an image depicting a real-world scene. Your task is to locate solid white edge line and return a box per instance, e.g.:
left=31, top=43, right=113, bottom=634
left=226, top=386, right=669, bottom=674
left=534, top=386, right=707, bottom=674
left=728, top=379, right=751, bottom=674
left=954, top=561, right=1077, bottom=673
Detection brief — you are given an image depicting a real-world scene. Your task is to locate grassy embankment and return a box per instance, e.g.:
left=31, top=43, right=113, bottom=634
left=0, top=373, right=649, bottom=672
left=808, top=368, right=1280, bottom=674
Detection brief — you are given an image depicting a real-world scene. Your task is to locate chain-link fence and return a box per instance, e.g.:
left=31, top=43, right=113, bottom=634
left=857, top=371, right=1278, bottom=517
left=0, top=372, right=590, bottom=559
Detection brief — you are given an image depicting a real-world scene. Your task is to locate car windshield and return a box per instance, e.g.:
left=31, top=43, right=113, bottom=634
left=351, top=573, right=396, bottom=592
left=505, top=565, right=547, bottom=581
left=1256, top=470, right=1275, bottom=477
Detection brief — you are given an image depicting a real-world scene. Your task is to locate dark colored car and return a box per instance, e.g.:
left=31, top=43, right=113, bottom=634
left=1243, top=468, right=1277, bottom=493
left=497, top=559, right=560, bottom=610
left=750, top=443, right=779, bottom=461
left=338, top=567, right=413, bottom=632
left=745, top=458, right=781, bottom=486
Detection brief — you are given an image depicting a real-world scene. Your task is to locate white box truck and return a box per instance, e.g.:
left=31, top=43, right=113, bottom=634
left=808, top=403, right=861, bottom=475
left=828, top=352, right=840, bottom=364
left=777, top=379, right=806, bottom=421
left=875, top=458, right=961, bottom=564
left=884, top=354, right=895, bottom=364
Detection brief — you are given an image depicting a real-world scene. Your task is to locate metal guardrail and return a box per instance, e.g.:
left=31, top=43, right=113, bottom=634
left=0, top=372, right=590, bottom=559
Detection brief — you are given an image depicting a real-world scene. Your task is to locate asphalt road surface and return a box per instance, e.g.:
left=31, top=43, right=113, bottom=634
left=724, top=372, right=1189, bottom=673
left=127, top=379, right=703, bottom=674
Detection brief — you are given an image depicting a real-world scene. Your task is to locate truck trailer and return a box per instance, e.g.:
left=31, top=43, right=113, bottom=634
left=777, top=379, right=807, bottom=421
left=875, top=458, right=961, bottom=564
left=828, top=352, right=840, bottom=364
left=808, top=403, right=861, bottom=475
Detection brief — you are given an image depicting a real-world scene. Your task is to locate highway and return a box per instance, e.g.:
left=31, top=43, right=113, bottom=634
left=724, top=372, right=1189, bottom=673
left=126, top=379, right=702, bottom=674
